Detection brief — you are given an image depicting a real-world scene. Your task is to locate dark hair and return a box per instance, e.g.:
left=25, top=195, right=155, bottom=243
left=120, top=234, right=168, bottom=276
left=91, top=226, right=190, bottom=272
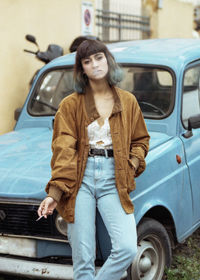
left=73, top=39, right=123, bottom=93
left=69, top=35, right=100, bottom=53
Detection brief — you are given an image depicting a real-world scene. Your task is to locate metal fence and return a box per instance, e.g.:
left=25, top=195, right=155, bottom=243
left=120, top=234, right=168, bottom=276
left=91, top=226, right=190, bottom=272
left=96, top=9, right=151, bottom=42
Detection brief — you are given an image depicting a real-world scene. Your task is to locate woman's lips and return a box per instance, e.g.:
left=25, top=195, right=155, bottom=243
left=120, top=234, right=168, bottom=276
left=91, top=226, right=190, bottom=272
left=93, top=70, right=102, bottom=75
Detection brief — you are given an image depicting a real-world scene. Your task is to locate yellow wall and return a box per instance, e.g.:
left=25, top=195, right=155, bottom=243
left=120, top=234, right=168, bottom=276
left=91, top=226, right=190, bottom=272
left=0, top=0, right=95, bottom=135
left=142, top=0, right=194, bottom=39
left=157, top=0, right=193, bottom=38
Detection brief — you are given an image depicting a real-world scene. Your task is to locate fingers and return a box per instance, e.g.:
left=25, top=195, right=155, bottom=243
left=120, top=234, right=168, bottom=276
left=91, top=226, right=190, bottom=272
left=37, top=201, right=44, bottom=217
left=37, top=200, right=48, bottom=217
left=37, top=198, right=55, bottom=219
left=43, top=201, right=48, bottom=218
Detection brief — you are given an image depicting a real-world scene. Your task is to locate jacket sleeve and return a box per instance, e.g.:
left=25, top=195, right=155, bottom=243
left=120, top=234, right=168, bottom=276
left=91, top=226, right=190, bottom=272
left=130, top=100, right=150, bottom=177
left=45, top=99, right=78, bottom=202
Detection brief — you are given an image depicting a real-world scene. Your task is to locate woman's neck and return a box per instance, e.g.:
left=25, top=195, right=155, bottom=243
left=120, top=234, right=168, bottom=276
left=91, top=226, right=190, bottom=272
left=89, top=79, right=111, bottom=96
left=89, top=79, right=114, bottom=120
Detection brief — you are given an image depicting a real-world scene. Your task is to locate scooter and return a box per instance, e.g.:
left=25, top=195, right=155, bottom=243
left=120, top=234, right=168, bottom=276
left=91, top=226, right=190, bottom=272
left=24, top=34, right=64, bottom=86
left=15, top=35, right=64, bottom=121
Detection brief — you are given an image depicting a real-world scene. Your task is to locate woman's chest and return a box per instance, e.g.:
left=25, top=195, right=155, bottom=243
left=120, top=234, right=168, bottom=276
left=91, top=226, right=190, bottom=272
left=94, top=96, right=114, bottom=119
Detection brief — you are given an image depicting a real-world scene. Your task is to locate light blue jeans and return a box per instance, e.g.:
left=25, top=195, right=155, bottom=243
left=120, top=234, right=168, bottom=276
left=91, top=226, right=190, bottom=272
left=67, top=156, right=137, bottom=280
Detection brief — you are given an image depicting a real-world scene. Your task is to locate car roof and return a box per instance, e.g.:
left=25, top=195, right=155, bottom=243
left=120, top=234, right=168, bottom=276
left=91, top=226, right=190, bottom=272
left=108, top=38, right=200, bottom=68
left=46, top=38, right=200, bottom=71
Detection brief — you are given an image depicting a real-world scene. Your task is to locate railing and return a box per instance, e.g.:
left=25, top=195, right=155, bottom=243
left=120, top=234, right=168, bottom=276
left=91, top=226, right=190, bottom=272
left=96, top=9, right=150, bottom=42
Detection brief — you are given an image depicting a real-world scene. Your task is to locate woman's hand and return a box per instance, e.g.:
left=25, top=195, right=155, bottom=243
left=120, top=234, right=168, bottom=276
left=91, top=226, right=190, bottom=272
left=129, top=156, right=139, bottom=173
left=37, top=197, right=57, bottom=219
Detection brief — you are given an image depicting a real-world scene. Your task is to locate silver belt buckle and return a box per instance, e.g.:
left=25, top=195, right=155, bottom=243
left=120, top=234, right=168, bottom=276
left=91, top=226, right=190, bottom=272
left=104, top=149, right=108, bottom=158
left=88, top=149, right=94, bottom=157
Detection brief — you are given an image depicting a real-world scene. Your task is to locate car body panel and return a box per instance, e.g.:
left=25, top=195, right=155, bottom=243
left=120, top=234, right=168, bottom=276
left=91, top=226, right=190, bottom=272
left=0, top=129, right=170, bottom=198
left=180, top=129, right=200, bottom=224
left=1, top=38, right=200, bottom=279
left=0, top=128, right=51, bottom=198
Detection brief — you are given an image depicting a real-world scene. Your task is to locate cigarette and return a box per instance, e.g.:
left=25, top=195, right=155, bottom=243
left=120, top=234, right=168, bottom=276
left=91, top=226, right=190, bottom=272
left=36, top=215, right=44, bottom=221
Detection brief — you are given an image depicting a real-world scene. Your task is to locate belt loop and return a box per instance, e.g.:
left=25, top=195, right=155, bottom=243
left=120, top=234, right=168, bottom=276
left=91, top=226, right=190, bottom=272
left=104, top=149, right=108, bottom=158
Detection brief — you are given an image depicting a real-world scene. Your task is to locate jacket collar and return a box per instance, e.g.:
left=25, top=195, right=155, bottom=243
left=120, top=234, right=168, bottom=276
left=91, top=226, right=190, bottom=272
left=84, top=85, right=122, bottom=124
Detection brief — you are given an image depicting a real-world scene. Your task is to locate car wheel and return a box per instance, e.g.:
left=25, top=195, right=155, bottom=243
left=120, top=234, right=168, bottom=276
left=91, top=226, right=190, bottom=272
left=127, top=217, right=172, bottom=280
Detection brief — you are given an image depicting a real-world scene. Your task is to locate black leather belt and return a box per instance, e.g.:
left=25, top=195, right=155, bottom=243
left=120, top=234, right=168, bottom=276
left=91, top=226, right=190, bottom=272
left=88, top=148, right=114, bottom=157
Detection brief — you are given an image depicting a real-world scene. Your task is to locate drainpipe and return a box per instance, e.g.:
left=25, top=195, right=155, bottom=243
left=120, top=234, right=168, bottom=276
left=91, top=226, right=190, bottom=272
left=158, top=0, right=163, bottom=9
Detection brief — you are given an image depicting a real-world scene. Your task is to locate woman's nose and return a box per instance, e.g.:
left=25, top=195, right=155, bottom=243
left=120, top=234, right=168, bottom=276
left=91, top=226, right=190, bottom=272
left=92, top=59, right=98, bottom=67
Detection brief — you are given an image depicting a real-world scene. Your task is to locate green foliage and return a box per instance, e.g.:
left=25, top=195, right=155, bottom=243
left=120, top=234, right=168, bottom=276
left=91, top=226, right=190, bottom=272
left=165, top=230, right=200, bottom=280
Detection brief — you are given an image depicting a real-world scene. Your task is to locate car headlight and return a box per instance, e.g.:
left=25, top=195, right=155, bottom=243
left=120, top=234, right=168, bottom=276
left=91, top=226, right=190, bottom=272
left=55, top=214, right=68, bottom=236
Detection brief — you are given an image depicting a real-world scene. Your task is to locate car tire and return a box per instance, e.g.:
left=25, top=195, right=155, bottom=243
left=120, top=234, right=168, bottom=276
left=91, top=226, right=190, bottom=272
left=127, top=217, right=172, bottom=280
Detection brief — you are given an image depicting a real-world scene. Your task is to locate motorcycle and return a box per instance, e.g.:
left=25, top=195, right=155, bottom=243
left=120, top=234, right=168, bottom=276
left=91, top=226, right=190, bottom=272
left=15, top=35, right=64, bottom=121
left=24, top=34, right=64, bottom=86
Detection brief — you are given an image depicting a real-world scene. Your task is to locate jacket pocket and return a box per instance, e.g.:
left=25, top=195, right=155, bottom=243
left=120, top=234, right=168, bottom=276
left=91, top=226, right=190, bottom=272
left=127, top=159, right=136, bottom=193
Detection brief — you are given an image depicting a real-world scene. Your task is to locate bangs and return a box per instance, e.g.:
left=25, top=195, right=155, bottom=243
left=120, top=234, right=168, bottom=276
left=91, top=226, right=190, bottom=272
left=76, top=40, right=107, bottom=60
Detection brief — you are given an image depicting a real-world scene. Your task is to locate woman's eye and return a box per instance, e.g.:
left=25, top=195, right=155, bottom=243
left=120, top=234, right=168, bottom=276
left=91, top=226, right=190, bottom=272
left=96, top=55, right=103, bottom=60
left=83, top=60, right=90, bottom=64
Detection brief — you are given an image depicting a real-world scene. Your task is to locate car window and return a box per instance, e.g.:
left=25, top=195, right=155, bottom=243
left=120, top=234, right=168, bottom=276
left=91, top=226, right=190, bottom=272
left=28, top=69, right=74, bottom=116
left=28, top=66, right=174, bottom=119
left=119, top=67, right=174, bottom=118
left=182, top=66, right=200, bottom=128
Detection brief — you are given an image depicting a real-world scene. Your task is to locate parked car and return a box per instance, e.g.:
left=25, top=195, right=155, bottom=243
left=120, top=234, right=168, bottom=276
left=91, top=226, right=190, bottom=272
left=0, top=38, right=200, bottom=280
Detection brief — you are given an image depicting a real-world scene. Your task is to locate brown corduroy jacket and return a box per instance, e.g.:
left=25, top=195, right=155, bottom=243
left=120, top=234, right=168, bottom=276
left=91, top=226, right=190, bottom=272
left=46, top=86, right=150, bottom=223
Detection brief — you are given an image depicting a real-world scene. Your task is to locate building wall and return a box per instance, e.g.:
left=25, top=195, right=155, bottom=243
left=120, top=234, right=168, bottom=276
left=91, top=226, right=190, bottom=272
left=0, top=0, right=95, bottom=135
left=157, top=0, right=193, bottom=38
left=142, top=0, right=194, bottom=38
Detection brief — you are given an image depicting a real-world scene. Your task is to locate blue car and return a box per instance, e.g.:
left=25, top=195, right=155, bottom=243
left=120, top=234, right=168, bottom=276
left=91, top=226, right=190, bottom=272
left=0, top=38, right=200, bottom=280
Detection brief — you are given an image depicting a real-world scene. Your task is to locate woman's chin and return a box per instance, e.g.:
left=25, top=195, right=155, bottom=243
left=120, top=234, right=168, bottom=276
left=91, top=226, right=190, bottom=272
left=90, top=74, right=107, bottom=81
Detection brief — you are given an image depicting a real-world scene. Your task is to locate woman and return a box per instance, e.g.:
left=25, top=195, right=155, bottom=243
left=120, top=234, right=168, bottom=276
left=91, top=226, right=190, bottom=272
left=38, top=39, right=150, bottom=280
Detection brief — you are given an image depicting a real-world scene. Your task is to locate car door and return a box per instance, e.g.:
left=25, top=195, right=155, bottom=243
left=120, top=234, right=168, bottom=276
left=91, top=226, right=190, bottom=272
left=181, top=64, right=200, bottom=224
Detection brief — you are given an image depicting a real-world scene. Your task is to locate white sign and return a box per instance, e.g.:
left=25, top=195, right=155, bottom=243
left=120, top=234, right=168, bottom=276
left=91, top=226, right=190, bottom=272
left=82, top=1, right=94, bottom=35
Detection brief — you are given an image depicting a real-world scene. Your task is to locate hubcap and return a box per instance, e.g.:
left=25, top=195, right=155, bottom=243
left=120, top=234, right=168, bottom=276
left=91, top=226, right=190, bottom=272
left=131, top=238, right=165, bottom=280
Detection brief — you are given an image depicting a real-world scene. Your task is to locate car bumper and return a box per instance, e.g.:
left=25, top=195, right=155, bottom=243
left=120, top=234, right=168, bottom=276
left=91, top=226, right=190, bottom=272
left=0, top=256, right=73, bottom=279
left=0, top=256, right=128, bottom=279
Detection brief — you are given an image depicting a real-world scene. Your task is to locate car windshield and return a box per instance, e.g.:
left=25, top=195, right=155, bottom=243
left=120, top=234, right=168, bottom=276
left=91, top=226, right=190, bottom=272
left=28, top=66, right=174, bottom=118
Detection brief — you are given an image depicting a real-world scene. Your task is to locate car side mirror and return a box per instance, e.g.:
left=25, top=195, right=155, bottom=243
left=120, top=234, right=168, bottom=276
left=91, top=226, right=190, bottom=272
left=183, top=114, right=200, bottom=138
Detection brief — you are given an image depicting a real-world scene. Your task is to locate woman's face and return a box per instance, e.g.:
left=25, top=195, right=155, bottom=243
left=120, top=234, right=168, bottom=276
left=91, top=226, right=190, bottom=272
left=81, top=52, right=109, bottom=81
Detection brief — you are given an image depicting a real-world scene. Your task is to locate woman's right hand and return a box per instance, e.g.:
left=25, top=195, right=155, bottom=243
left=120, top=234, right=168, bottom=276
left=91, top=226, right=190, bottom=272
left=37, top=197, right=57, bottom=218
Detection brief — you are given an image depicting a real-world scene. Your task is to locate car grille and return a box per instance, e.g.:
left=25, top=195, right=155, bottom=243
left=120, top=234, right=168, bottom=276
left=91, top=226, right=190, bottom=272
left=0, top=202, right=66, bottom=241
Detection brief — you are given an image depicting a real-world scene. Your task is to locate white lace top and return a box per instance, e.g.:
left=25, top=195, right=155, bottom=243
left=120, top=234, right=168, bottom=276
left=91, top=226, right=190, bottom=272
left=87, top=117, right=113, bottom=149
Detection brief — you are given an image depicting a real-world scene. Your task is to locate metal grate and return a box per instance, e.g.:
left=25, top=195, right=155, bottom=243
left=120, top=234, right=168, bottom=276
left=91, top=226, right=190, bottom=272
left=96, top=9, right=150, bottom=42
left=0, top=203, right=66, bottom=241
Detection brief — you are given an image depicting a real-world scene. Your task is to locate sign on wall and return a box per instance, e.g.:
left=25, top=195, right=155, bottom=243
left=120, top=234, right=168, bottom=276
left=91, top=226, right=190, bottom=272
left=82, top=1, right=94, bottom=35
